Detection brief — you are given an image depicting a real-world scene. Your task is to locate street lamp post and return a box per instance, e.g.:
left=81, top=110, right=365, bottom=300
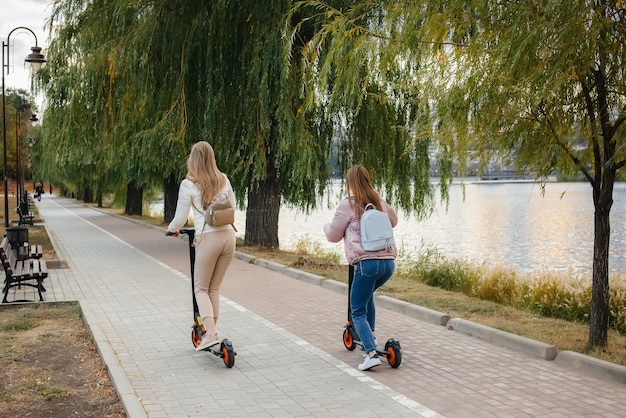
left=1, top=27, right=46, bottom=227
left=24, top=113, right=38, bottom=199
left=15, top=110, right=20, bottom=208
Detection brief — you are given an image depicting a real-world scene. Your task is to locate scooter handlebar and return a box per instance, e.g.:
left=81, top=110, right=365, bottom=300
left=165, top=228, right=195, bottom=238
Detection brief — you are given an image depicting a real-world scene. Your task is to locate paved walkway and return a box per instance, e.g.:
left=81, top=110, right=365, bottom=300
left=8, top=194, right=626, bottom=417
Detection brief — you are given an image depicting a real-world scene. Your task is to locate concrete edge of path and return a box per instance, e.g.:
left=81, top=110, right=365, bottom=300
left=80, top=300, right=147, bottom=418
left=553, top=350, right=626, bottom=385
left=86, top=207, right=626, bottom=386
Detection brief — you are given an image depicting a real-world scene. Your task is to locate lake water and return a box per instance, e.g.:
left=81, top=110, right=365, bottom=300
left=152, top=181, right=626, bottom=275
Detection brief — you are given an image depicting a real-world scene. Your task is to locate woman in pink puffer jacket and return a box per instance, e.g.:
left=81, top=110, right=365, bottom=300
left=324, top=165, right=398, bottom=371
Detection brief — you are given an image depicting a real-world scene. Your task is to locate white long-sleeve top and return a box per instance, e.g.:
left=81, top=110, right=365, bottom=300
left=167, top=176, right=236, bottom=237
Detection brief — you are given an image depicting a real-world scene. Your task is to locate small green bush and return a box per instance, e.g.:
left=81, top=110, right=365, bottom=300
left=408, top=247, right=475, bottom=293
left=610, top=279, right=626, bottom=334
left=294, top=236, right=341, bottom=263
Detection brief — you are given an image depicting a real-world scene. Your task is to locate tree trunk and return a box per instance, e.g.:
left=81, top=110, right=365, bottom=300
left=588, top=183, right=613, bottom=348
left=83, top=186, right=94, bottom=203
left=125, top=181, right=143, bottom=216
left=163, top=173, right=179, bottom=224
left=244, top=175, right=280, bottom=248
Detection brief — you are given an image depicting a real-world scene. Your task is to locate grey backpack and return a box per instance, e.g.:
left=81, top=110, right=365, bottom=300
left=355, top=203, right=395, bottom=251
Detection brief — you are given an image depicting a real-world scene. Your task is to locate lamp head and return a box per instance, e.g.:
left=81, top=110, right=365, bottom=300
left=25, top=46, right=46, bottom=72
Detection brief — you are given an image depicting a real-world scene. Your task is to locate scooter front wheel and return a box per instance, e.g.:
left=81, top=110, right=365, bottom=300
left=191, top=321, right=204, bottom=347
left=384, top=339, right=402, bottom=368
left=191, top=327, right=202, bottom=348
left=221, top=339, right=236, bottom=368
left=343, top=327, right=356, bottom=351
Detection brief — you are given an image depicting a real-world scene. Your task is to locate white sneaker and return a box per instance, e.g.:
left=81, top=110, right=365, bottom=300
left=358, top=354, right=381, bottom=371
left=196, top=335, right=220, bottom=351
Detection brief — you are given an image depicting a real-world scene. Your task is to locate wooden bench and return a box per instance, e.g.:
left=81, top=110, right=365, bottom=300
left=1, top=238, right=48, bottom=303
left=17, top=204, right=35, bottom=226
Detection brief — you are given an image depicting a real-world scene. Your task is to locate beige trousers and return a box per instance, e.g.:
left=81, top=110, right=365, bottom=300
left=193, top=229, right=235, bottom=337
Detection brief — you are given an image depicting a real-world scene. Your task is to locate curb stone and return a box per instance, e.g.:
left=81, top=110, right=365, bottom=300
left=554, top=350, right=626, bottom=385
left=376, top=294, right=450, bottom=326
left=80, top=300, right=147, bottom=418
left=446, top=317, right=558, bottom=361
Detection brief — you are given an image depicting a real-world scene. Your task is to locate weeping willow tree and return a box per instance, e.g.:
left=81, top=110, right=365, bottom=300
left=292, top=0, right=626, bottom=349
left=41, top=0, right=122, bottom=203
left=39, top=0, right=333, bottom=245
left=40, top=0, right=452, bottom=248
left=194, top=1, right=332, bottom=247
left=41, top=0, right=191, bottom=212
left=286, top=2, right=450, bottom=216
left=194, top=0, right=438, bottom=243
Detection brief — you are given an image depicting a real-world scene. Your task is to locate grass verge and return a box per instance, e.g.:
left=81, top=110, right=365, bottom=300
left=0, top=303, right=125, bottom=417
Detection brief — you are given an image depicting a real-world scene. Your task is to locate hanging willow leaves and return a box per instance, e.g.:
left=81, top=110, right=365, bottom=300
left=39, top=1, right=335, bottom=244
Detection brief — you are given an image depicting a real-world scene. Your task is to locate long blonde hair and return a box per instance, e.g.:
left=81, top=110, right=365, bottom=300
left=346, top=165, right=382, bottom=216
left=186, top=141, right=226, bottom=210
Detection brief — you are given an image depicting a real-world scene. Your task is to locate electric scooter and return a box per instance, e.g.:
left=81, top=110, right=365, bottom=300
left=342, top=265, right=402, bottom=368
left=166, top=228, right=236, bottom=368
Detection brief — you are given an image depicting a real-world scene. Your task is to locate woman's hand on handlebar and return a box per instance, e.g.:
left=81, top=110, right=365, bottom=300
left=165, top=230, right=179, bottom=237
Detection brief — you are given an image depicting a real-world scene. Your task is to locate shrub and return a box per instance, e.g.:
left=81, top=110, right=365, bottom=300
left=473, top=266, right=521, bottom=306
left=610, top=277, right=626, bottom=334
left=522, top=273, right=590, bottom=321
left=294, top=236, right=340, bottom=263
left=401, top=249, right=626, bottom=335
left=409, top=247, right=475, bottom=293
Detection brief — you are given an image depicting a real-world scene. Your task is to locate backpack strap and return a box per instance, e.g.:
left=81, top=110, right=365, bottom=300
left=347, top=203, right=374, bottom=237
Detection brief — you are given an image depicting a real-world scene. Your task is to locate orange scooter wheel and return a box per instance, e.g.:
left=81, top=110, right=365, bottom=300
left=191, top=326, right=202, bottom=348
left=221, top=340, right=236, bottom=368
left=343, top=328, right=356, bottom=351
left=384, top=340, right=402, bottom=368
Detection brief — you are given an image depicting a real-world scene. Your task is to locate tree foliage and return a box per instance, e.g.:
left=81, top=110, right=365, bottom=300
left=39, top=0, right=439, bottom=248
left=40, top=0, right=190, bottom=205
left=291, top=0, right=626, bottom=348
left=2, top=89, right=38, bottom=181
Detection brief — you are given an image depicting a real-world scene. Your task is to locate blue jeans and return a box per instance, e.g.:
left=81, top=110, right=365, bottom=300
left=350, top=259, right=395, bottom=354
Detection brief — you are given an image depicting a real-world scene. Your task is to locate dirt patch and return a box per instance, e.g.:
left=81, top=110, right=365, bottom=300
left=0, top=303, right=126, bottom=417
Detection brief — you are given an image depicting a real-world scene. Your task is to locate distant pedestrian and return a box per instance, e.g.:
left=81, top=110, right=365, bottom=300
left=167, top=141, right=236, bottom=351
left=324, top=165, right=398, bottom=371
left=34, top=182, right=44, bottom=201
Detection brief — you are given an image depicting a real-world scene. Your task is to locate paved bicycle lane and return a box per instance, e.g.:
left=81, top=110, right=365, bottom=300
left=38, top=195, right=626, bottom=417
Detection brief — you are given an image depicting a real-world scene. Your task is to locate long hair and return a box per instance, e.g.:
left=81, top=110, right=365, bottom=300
left=346, top=165, right=382, bottom=215
left=186, top=141, right=226, bottom=210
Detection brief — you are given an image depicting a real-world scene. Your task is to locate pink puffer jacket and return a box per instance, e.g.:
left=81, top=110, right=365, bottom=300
left=324, top=197, right=398, bottom=265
